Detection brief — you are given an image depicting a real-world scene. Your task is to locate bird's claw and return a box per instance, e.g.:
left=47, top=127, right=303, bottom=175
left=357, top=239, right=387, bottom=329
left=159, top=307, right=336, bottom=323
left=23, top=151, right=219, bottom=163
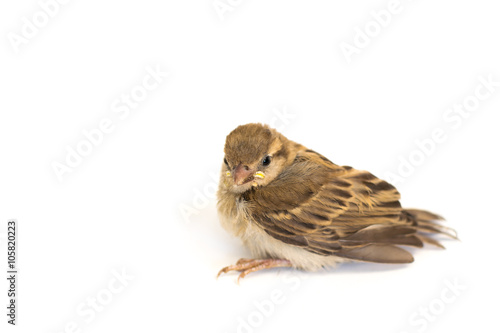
left=217, top=258, right=292, bottom=282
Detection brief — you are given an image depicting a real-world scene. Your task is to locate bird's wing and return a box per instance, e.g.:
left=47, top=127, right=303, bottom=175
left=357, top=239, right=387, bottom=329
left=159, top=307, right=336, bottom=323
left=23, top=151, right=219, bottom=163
left=244, top=149, right=425, bottom=263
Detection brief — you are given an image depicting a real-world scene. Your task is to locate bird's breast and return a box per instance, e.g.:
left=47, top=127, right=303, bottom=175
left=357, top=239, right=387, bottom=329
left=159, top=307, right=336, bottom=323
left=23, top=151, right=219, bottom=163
left=217, top=190, right=252, bottom=238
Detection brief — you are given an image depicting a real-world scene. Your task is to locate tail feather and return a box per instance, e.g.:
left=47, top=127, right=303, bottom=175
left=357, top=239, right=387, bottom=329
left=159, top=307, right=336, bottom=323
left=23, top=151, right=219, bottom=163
left=335, top=208, right=456, bottom=263
left=402, top=208, right=458, bottom=246
left=416, top=234, right=446, bottom=249
left=404, top=209, right=444, bottom=221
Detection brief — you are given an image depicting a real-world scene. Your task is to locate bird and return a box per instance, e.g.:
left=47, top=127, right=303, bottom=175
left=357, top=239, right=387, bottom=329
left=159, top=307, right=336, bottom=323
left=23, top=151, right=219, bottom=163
left=216, top=123, right=456, bottom=281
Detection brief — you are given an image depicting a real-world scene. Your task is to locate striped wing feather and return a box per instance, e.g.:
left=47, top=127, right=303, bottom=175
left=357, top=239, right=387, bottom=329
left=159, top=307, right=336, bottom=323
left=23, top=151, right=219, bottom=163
left=245, top=150, right=452, bottom=264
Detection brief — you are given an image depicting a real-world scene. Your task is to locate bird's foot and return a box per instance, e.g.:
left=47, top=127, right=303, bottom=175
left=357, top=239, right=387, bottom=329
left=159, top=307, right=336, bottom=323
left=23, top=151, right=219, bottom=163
left=217, top=258, right=292, bottom=282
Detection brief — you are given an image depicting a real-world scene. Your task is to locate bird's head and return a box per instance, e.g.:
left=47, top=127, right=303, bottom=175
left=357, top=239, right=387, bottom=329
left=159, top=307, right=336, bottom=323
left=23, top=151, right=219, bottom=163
left=222, top=123, right=292, bottom=193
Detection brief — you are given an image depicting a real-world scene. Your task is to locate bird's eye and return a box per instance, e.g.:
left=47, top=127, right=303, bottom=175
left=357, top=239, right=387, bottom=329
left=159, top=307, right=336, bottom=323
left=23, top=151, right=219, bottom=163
left=224, top=157, right=229, bottom=167
left=262, top=155, right=271, bottom=166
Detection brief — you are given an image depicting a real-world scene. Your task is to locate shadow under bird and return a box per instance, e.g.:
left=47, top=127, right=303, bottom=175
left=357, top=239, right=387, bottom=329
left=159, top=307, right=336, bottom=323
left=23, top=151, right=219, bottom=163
left=216, top=123, right=456, bottom=281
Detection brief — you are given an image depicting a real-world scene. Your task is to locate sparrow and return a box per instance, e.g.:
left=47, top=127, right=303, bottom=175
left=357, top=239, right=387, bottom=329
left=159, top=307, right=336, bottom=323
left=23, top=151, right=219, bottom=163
left=216, top=123, right=456, bottom=281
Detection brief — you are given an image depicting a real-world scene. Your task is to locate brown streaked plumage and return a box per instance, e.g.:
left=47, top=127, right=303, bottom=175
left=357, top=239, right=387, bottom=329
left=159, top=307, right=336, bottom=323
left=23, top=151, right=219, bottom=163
left=216, top=123, right=456, bottom=281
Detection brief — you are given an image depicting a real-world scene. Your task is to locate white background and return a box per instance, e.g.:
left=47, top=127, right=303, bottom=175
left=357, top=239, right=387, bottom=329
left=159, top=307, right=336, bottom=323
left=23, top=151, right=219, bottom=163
left=1, top=1, right=499, bottom=332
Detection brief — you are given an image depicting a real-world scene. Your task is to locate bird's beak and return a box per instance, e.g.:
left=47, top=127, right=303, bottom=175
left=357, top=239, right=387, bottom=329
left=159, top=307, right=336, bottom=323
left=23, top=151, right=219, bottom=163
left=233, top=164, right=255, bottom=185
